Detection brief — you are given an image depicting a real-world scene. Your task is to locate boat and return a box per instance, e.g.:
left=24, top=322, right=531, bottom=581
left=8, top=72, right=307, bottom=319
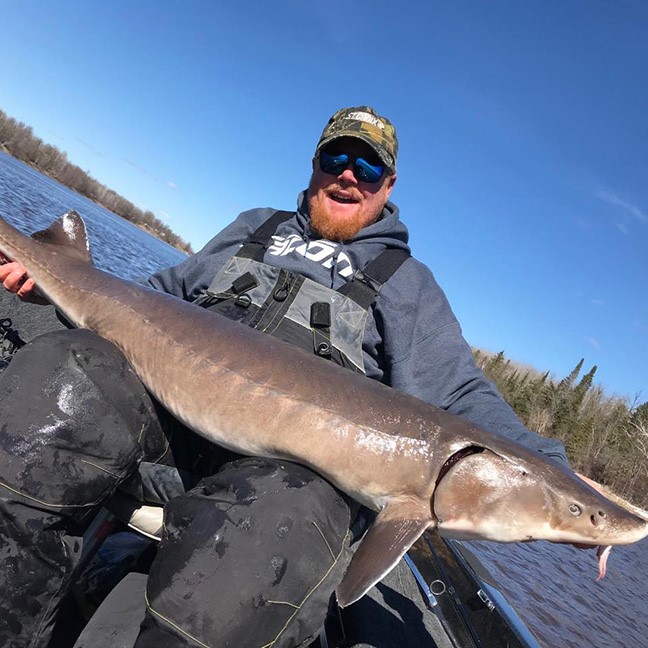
left=0, top=292, right=541, bottom=648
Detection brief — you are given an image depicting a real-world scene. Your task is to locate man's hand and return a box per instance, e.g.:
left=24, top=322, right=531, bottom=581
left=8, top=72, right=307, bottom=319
left=575, top=472, right=605, bottom=494
left=0, top=258, right=49, bottom=304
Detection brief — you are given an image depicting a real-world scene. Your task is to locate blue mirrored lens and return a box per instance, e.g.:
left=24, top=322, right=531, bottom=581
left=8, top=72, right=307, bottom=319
left=354, top=157, right=384, bottom=183
left=319, top=151, right=384, bottom=183
left=319, top=151, right=350, bottom=175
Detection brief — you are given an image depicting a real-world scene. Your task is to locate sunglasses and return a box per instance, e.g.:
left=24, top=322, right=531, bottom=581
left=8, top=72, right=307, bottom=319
left=318, top=150, right=385, bottom=183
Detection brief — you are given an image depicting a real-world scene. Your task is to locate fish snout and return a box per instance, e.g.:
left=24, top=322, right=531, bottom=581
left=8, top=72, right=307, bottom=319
left=569, top=495, right=648, bottom=545
left=588, top=508, right=607, bottom=528
left=569, top=502, right=609, bottom=531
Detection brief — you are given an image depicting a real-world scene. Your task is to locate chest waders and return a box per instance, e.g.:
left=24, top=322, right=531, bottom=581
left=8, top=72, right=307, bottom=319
left=194, top=210, right=410, bottom=376
left=193, top=212, right=413, bottom=646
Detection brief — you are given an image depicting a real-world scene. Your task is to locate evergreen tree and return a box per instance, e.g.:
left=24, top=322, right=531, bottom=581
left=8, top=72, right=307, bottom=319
left=552, top=359, right=586, bottom=441
left=558, top=358, right=584, bottom=392
left=630, top=402, right=648, bottom=428
left=573, top=365, right=597, bottom=408
left=486, top=351, right=506, bottom=375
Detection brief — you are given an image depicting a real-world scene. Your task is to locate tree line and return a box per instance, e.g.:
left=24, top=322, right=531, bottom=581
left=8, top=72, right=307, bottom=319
left=474, top=349, right=648, bottom=508
left=0, top=109, right=193, bottom=254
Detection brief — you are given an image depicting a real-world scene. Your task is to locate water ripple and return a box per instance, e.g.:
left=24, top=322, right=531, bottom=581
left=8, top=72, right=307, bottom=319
left=0, top=152, right=186, bottom=279
left=469, top=540, right=648, bottom=647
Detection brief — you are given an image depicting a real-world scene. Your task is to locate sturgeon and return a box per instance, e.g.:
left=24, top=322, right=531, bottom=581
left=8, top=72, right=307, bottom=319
left=0, top=211, right=646, bottom=606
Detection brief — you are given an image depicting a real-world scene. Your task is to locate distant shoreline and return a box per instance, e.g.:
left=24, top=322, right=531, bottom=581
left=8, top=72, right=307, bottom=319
left=0, top=110, right=193, bottom=254
left=0, top=146, right=184, bottom=254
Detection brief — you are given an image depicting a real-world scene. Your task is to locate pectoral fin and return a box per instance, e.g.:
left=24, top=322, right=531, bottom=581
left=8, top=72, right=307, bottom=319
left=336, top=498, right=433, bottom=607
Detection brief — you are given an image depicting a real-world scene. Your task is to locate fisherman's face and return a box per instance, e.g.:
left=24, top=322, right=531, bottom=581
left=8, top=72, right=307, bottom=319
left=307, top=137, right=396, bottom=242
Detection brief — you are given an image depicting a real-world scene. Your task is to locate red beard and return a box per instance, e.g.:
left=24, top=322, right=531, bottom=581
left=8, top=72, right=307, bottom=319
left=308, top=194, right=367, bottom=242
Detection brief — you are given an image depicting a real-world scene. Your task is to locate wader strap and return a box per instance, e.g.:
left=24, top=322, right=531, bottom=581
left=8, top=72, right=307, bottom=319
left=310, top=302, right=332, bottom=359
left=193, top=271, right=260, bottom=309
left=237, top=210, right=295, bottom=261
left=338, top=248, right=410, bottom=309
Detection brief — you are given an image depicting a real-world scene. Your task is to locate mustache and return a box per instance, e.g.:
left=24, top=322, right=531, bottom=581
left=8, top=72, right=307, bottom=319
left=326, top=186, right=362, bottom=201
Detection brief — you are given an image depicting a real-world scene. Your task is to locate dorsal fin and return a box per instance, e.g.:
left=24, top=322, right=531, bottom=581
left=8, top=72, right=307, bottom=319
left=31, top=210, right=92, bottom=263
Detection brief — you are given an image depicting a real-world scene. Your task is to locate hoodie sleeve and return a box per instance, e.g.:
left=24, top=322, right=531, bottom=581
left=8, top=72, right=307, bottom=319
left=146, top=208, right=277, bottom=300
left=375, top=258, right=569, bottom=465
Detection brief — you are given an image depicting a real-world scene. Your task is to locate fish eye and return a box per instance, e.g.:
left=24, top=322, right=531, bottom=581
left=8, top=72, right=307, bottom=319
left=569, top=504, right=582, bottom=516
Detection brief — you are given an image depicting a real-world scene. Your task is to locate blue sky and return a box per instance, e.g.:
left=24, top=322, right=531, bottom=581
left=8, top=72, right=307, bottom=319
left=1, top=1, right=646, bottom=400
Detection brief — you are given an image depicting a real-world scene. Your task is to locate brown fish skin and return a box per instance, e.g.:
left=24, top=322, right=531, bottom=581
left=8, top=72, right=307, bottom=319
left=1, top=211, right=646, bottom=607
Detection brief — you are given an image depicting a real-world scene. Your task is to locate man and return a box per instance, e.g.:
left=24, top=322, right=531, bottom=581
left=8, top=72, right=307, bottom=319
left=0, top=107, right=568, bottom=648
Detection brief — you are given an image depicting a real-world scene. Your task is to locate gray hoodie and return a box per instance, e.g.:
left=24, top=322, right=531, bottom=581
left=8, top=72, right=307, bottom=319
left=147, top=192, right=568, bottom=464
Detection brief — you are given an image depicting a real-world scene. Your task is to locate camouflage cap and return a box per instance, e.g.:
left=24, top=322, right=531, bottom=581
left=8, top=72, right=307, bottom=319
left=315, top=106, right=398, bottom=172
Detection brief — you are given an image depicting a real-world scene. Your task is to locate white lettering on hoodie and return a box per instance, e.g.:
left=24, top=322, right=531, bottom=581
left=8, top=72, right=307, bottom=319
left=267, top=234, right=353, bottom=278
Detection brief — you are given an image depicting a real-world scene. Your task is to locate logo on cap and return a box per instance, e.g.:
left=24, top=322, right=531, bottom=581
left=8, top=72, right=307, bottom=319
left=346, top=111, right=385, bottom=130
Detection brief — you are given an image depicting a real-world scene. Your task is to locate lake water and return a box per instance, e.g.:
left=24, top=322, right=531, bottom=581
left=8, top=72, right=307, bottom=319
left=468, top=539, right=648, bottom=647
left=1, top=151, right=647, bottom=648
left=0, top=151, right=186, bottom=279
